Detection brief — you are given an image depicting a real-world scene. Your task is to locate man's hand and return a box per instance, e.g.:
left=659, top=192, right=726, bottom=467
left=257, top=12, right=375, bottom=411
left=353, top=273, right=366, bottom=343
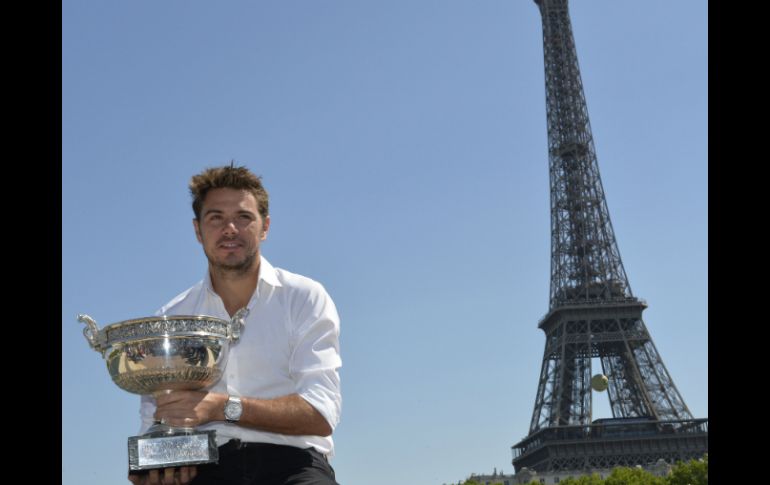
left=128, top=466, right=197, bottom=485
left=154, top=391, right=226, bottom=427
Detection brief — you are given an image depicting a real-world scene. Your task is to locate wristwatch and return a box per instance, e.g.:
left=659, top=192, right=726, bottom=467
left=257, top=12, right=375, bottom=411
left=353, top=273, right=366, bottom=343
left=224, top=396, right=243, bottom=423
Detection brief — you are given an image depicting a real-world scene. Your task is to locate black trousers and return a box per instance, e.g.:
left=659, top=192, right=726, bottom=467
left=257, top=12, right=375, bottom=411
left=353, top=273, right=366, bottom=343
left=190, top=440, right=339, bottom=485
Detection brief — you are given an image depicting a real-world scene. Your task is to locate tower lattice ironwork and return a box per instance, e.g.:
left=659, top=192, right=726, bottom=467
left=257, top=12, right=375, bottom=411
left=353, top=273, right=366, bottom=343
left=512, top=0, right=707, bottom=475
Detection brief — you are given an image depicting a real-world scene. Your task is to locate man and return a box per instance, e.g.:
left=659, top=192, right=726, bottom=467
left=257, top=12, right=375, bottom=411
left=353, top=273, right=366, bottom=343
left=129, top=164, right=342, bottom=485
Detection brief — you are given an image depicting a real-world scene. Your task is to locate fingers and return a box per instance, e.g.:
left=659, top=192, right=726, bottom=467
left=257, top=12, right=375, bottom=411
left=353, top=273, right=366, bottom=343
left=161, top=467, right=176, bottom=485
left=128, top=467, right=195, bottom=485
left=178, top=466, right=197, bottom=484
left=127, top=472, right=145, bottom=485
left=154, top=391, right=208, bottom=427
left=147, top=469, right=160, bottom=485
left=152, top=415, right=198, bottom=428
left=155, top=390, right=205, bottom=406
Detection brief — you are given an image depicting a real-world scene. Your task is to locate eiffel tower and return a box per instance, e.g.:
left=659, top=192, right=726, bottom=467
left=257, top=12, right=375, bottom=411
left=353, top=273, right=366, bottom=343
left=511, top=0, right=708, bottom=476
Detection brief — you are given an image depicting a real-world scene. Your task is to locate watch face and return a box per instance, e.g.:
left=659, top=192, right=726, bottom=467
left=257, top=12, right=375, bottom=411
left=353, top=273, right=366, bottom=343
left=225, top=398, right=242, bottom=421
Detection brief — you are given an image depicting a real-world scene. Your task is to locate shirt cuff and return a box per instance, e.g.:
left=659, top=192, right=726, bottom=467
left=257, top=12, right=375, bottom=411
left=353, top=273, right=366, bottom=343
left=297, top=374, right=341, bottom=431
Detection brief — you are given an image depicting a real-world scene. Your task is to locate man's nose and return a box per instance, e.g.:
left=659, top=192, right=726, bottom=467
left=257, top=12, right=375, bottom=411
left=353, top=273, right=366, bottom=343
left=222, top=220, right=239, bottom=234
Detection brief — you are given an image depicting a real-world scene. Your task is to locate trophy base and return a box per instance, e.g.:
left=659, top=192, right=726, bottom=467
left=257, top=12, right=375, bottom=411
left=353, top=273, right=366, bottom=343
left=128, top=427, right=219, bottom=471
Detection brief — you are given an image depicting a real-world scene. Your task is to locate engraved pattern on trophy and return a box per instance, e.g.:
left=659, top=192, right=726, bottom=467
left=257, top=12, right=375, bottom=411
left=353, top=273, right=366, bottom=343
left=77, top=308, right=249, bottom=471
left=511, top=0, right=708, bottom=475
left=106, top=317, right=231, bottom=343
left=108, top=338, right=225, bottom=395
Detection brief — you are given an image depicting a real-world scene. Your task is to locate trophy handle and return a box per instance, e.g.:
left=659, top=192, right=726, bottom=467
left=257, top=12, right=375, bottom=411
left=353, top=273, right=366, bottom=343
left=77, top=314, right=106, bottom=353
left=229, top=308, right=249, bottom=342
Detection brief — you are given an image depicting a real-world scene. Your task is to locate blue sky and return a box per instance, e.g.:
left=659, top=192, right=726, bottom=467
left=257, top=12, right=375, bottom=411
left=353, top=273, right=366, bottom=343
left=62, top=1, right=707, bottom=484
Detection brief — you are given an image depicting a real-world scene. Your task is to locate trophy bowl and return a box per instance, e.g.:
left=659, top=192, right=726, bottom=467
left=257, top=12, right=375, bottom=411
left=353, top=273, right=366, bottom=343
left=78, top=312, right=243, bottom=394
left=78, top=309, right=247, bottom=471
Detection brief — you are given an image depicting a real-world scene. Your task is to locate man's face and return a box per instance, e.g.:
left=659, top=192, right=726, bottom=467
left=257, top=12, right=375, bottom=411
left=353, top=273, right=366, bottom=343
left=193, top=187, right=270, bottom=274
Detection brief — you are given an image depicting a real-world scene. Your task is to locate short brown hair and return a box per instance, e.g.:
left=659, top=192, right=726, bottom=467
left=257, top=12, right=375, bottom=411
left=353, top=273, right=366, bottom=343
left=189, top=163, right=269, bottom=220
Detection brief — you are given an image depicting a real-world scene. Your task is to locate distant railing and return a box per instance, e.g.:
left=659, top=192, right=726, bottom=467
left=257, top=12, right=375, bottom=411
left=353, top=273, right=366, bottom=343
left=537, top=298, right=647, bottom=327
left=511, top=418, right=708, bottom=460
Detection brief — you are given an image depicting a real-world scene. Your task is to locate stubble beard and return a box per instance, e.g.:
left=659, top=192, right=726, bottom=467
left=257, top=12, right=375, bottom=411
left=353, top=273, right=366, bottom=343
left=207, top=247, right=259, bottom=278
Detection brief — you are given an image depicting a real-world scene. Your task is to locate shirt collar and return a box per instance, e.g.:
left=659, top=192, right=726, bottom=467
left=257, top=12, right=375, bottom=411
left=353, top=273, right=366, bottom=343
left=203, top=254, right=283, bottom=295
left=257, top=256, right=282, bottom=288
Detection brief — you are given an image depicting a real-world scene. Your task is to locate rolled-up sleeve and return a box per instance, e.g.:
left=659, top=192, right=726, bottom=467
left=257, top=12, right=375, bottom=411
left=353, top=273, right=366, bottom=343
left=289, top=283, right=342, bottom=431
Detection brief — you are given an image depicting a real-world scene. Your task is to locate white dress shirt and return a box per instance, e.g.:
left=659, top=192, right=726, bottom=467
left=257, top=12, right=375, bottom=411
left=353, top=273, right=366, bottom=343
left=138, top=256, right=342, bottom=457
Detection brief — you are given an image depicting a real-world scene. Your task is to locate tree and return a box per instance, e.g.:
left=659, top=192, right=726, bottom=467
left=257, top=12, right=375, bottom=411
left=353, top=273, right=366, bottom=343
left=604, top=466, right=666, bottom=485
left=558, top=473, right=605, bottom=485
left=666, top=454, right=708, bottom=485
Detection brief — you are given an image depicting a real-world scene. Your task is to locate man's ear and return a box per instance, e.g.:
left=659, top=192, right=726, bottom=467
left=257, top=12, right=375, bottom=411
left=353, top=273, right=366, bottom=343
left=261, top=215, right=270, bottom=241
left=193, top=218, right=203, bottom=243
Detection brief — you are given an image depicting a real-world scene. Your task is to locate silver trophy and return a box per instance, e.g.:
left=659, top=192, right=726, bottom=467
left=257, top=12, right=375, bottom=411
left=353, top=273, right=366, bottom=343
left=77, top=309, right=247, bottom=472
